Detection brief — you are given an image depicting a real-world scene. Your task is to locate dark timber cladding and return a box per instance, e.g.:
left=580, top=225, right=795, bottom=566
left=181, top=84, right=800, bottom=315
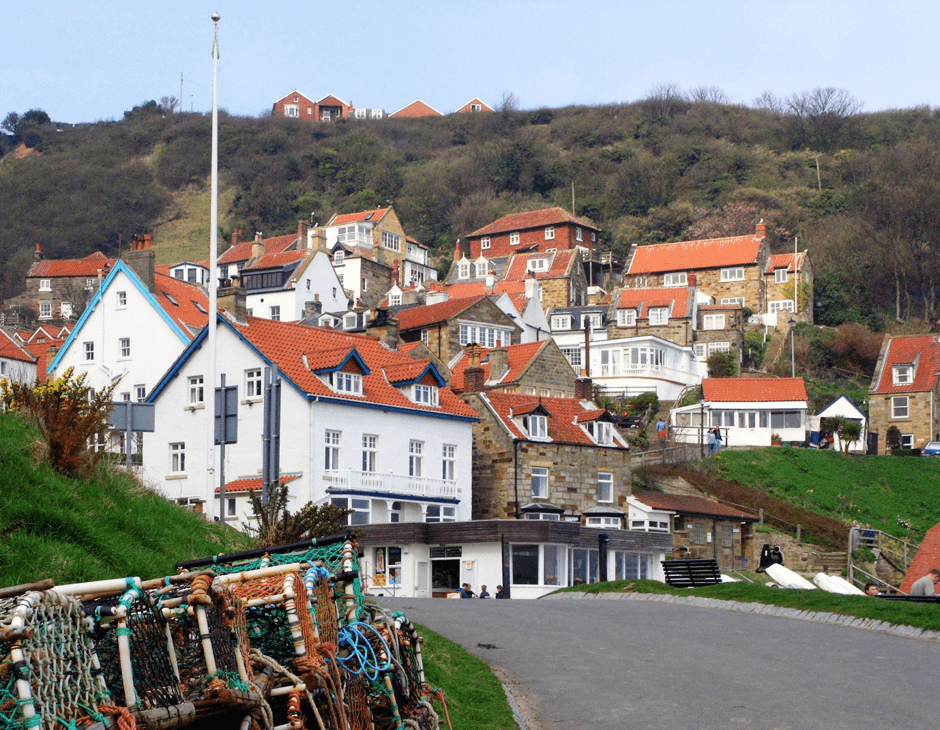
left=355, top=520, right=672, bottom=553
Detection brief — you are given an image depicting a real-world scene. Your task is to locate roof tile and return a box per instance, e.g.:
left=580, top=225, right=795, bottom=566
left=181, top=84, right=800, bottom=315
left=702, top=377, right=808, bottom=403
left=628, top=233, right=763, bottom=275
left=469, top=208, right=598, bottom=238
left=482, top=392, right=626, bottom=448
left=871, top=334, right=940, bottom=394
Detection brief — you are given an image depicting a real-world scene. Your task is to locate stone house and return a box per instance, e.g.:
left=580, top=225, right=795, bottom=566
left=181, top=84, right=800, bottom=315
left=868, top=334, right=940, bottom=454
left=499, top=249, right=588, bottom=309
left=763, top=251, right=814, bottom=324
left=325, top=206, right=411, bottom=271
left=631, top=490, right=758, bottom=569
left=462, top=389, right=632, bottom=524
left=448, top=340, right=578, bottom=398
left=607, top=286, right=697, bottom=346
left=395, top=295, right=522, bottom=364
left=625, top=222, right=771, bottom=314
left=692, top=303, right=746, bottom=363
left=217, top=228, right=301, bottom=281
left=465, top=207, right=600, bottom=259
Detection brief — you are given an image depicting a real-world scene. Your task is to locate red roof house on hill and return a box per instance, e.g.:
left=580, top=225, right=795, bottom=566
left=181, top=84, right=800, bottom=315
left=389, top=99, right=443, bottom=119
left=465, top=207, right=600, bottom=258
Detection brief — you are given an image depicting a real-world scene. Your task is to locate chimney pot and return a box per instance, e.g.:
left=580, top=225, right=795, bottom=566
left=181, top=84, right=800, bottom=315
left=755, top=220, right=767, bottom=240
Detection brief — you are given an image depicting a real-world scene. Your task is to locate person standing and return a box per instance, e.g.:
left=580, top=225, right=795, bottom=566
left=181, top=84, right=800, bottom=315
left=478, top=584, right=490, bottom=599
left=909, top=568, right=940, bottom=596
left=495, top=585, right=507, bottom=599
left=656, top=418, right=668, bottom=449
left=706, top=428, right=716, bottom=456
left=713, top=427, right=723, bottom=453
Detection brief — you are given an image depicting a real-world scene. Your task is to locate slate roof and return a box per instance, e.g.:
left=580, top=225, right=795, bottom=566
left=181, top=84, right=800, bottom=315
left=871, top=334, right=940, bottom=394
left=631, top=490, right=758, bottom=520
left=628, top=233, right=763, bottom=275
left=395, top=295, right=487, bottom=332
left=468, top=207, right=598, bottom=237
left=615, top=287, right=694, bottom=318
left=480, top=392, right=626, bottom=447
left=702, top=377, right=808, bottom=403
left=232, top=317, right=478, bottom=419
left=31, top=251, right=112, bottom=278
left=450, top=341, right=549, bottom=390
left=329, top=207, right=390, bottom=226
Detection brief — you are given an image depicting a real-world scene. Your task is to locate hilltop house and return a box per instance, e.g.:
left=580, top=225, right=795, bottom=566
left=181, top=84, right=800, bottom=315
left=455, top=97, right=494, bottom=113
left=868, top=334, right=940, bottom=454
left=272, top=91, right=350, bottom=122
left=763, top=251, right=814, bottom=325
left=389, top=100, right=443, bottom=118
left=141, top=304, right=478, bottom=525
left=465, top=207, right=600, bottom=259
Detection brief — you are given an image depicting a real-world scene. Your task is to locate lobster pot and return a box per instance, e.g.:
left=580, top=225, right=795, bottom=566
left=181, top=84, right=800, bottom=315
left=0, top=591, right=110, bottom=730
left=85, top=589, right=195, bottom=728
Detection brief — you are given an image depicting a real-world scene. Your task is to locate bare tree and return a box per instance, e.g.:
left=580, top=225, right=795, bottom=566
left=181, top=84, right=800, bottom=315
left=159, top=96, right=180, bottom=113
left=497, top=91, right=520, bottom=113
left=752, top=91, right=785, bottom=114
left=688, top=85, right=730, bottom=104
left=785, top=87, right=862, bottom=150
left=641, top=82, right=690, bottom=120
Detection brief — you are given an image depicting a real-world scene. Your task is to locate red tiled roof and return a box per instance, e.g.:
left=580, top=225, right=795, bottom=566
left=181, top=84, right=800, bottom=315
left=900, top=523, right=940, bottom=593
left=23, top=341, right=61, bottom=382
left=395, top=295, right=487, bottom=331
left=443, top=280, right=527, bottom=300
left=469, top=207, right=598, bottom=238
left=217, top=474, right=300, bottom=495
left=503, top=250, right=576, bottom=281
left=155, top=274, right=209, bottom=338
left=329, top=207, right=390, bottom=226
left=628, top=233, right=763, bottom=275
left=0, top=329, right=36, bottom=363
left=450, top=341, right=548, bottom=390
left=234, top=317, right=478, bottom=419
left=871, top=334, right=940, bottom=394
left=631, top=490, right=758, bottom=520
left=31, top=251, right=113, bottom=278
left=482, top=393, right=626, bottom=447
left=702, top=377, right=808, bottom=403
left=766, top=252, right=803, bottom=274
left=243, top=249, right=309, bottom=271
left=390, top=100, right=443, bottom=118
left=616, top=287, right=693, bottom=318
left=383, top=360, right=432, bottom=384
left=397, top=341, right=424, bottom=355
left=574, top=408, right=607, bottom=423
left=218, top=234, right=297, bottom=265
left=304, top=347, right=363, bottom=373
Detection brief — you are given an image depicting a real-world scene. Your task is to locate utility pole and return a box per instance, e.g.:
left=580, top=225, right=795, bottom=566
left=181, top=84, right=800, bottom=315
left=206, top=12, right=220, bottom=517
left=179, top=72, right=184, bottom=113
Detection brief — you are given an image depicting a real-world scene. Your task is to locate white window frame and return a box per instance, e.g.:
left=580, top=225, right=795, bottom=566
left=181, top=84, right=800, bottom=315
left=893, top=365, right=913, bottom=385
left=60, top=302, right=72, bottom=319
left=587, top=516, right=621, bottom=529
left=135, top=384, right=146, bottom=402
left=409, top=440, right=424, bottom=477
left=769, top=300, right=794, bottom=314
left=119, top=337, right=130, bottom=359
left=382, top=231, right=401, bottom=251
left=617, top=309, right=637, bottom=326
left=531, top=466, right=549, bottom=498
left=561, top=347, right=582, bottom=368
left=703, top=314, right=726, bottom=330
left=720, top=267, right=745, bottom=282
left=892, top=395, right=909, bottom=419
left=270, top=305, right=281, bottom=321
left=582, top=313, right=602, bottom=330
left=188, top=376, right=204, bottom=405
left=414, top=383, right=439, bottom=406
left=525, top=415, right=548, bottom=440
left=39, top=279, right=51, bottom=291
left=389, top=293, right=402, bottom=306
left=362, top=434, right=378, bottom=472
left=551, top=315, right=570, bottom=330
left=663, top=272, right=687, bottom=287
left=693, top=344, right=707, bottom=359
left=458, top=261, right=470, bottom=279
left=576, top=227, right=583, bottom=242
left=246, top=369, right=263, bottom=399
left=901, top=433, right=914, bottom=449
left=720, top=297, right=745, bottom=306
left=170, top=443, right=186, bottom=474
left=117, top=291, right=127, bottom=308
left=594, top=422, right=614, bottom=445
left=649, top=307, right=669, bottom=326
left=425, top=504, right=456, bottom=523
left=527, top=258, right=549, bottom=272
left=775, top=268, right=788, bottom=284
left=442, top=444, right=456, bottom=481
left=84, top=341, right=94, bottom=361
left=475, top=260, right=488, bottom=277
left=707, top=341, right=731, bottom=355
left=481, top=236, right=491, bottom=250
left=325, top=430, right=341, bottom=470
left=39, top=303, right=52, bottom=320
left=85, top=278, right=96, bottom=290
left=331, top=371, right=362, bottom=395
left=284, top=105, right=299, bottom=118
left=544, top=226, right=555, bottom=240
left=510, top=232, right=521, bottom=245
left=421, top=328, right=429, bottom=345
left=597, top=472, right=613, bottom=502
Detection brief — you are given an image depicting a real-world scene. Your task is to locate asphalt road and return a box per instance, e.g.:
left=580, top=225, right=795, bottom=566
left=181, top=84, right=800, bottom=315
left=375, top=596, right=938, bottom=730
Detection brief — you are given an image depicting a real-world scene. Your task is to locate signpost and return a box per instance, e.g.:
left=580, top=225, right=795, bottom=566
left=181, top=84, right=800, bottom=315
left=215, top=375, right=238, bottom=526
left=109, top=401, right=155, bottom=469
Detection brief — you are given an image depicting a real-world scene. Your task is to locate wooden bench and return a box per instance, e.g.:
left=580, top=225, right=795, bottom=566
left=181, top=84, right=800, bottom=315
left=661, top=558, right=723, bottom=588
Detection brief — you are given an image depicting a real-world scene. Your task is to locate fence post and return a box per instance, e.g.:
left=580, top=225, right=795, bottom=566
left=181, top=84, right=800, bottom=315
left=796, top=524, right=801, bottom=543
left=759, top=508, right=764, bottom=524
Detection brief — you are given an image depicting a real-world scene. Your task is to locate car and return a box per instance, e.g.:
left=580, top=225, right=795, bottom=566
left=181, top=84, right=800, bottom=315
left=921, top=442, right=940, bottom=456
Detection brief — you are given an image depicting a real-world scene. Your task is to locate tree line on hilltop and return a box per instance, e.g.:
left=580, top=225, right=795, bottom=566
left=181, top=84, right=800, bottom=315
left=2, top=86, right=940, bottom=332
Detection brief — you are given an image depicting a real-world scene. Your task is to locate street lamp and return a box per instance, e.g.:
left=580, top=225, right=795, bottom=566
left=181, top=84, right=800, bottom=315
left=789, top=317, right=797, bottom=377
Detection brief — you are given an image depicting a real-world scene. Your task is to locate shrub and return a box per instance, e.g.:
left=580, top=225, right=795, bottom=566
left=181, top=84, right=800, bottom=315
left=247, top=483, right=353, bottom=547
left=886, top=426, right=902, bottom=452
left=707, top=350, right=739, bottom=377
left=0, top=368, right=118, bottom=476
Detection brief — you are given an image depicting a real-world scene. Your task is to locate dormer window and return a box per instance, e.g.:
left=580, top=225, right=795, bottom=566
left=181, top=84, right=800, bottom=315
left=663, top=272, right=687, bottom=287
left=551, top=315, right=570, bottom=330
left=458, top=260, right=471, bottom=279
left=544, top=226, right=555, bottom=240
left=475, top=259, right=488, bottom=277
left=592, top=421, right=614, bottom=445
left=330, top=371, right=362, bottom=395
left=344, top=313, right=357, bottom=329
left=775, top=268, right=788, bottom=283
left=617, top=309, right=637, bottom=326
left=414, top=383, right=439, bottom=406
left=524, top=414, right=548, bottom=439
left=334, top=250, right=345, bottom=263
left=510, top=232, right=520, bottom=245
left=893, top=364, right=913, bottom=385
left=389, top=293, right=402, bottom=306
left=527, top=258, right=549, bottom=272
left=649, top=307, right=669, bottom=326
left=481, top=236, right=491, bottom=250
left=582, top=313, right=602, bottom=330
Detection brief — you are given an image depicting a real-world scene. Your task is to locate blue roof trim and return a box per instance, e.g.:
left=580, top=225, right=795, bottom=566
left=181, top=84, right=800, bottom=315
left=326, top=489, right=459, bottom=505
left=311, top=347, right=371, bottom=376
left=387, top=361, right=447, bottom=388
left=48, top=261, right=192, bottom=375
left=306, top=393, right=480, bottom=423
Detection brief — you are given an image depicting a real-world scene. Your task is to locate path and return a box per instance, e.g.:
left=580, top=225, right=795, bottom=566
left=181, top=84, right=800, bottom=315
left=376, top=595, right=937, bottom=729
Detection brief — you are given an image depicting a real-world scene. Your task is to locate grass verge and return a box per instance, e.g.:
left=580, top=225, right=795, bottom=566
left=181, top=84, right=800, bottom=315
left=418, top=623, right=519, bottom=730
left=552, top=579, right=940, bottom=632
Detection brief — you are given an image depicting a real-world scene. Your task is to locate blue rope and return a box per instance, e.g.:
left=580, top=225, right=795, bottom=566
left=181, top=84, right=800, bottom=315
left=336, top=622, right=391, bottom=681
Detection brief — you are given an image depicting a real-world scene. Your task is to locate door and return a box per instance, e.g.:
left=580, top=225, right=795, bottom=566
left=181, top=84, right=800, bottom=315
left=415, top=560, right=430, bottom=598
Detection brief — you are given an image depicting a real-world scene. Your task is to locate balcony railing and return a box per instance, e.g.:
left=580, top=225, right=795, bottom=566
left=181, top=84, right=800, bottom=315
left=321, top=469, right=459, bottom=499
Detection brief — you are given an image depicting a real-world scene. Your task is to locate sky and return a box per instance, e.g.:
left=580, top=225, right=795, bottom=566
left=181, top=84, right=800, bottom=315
left=3, top=1, right=938, bottom=124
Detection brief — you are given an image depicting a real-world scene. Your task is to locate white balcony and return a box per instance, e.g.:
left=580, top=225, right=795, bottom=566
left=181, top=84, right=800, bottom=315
left=321, top=469, right=459, bottom=500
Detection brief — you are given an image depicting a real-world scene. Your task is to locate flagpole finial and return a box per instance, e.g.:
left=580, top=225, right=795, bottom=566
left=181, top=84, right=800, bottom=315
left=212, top=11, right=220, bottom=22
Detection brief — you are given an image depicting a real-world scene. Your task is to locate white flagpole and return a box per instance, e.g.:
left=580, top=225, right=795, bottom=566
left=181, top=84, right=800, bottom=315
left=206, top=12, right=220, bottom=519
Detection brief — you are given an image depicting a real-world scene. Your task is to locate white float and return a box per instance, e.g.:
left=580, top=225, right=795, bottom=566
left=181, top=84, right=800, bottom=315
left=765, top=563, right=816, bottom=590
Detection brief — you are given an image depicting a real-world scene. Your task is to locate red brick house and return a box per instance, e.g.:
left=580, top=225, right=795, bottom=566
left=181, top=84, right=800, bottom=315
left=271, top=91, right=350, bottom=122
left=448, top=340, right=578, bottom=397
left=900, top=522, right=940, bottom=594
left=455, top=97, right=494, bottom=113
left=389, top=100, right=443, bottom=119
left=868, top=334, right=940, bottom=454
left=466, top=207, right=600, bottom=259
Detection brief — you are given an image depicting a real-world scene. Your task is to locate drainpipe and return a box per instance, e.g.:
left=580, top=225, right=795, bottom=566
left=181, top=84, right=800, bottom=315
left=513, top=440, right=520, bottom=518
left=598, top=533, right=610, bottom=582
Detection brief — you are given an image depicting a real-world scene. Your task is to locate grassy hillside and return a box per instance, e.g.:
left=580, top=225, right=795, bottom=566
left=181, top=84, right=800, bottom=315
left=0, top=412, right=252, bottom=587
left=710, top=447, right=940, bottom=540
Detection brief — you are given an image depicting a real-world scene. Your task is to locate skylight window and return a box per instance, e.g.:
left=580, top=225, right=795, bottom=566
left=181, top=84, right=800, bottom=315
left=165, top=293, right=178, bottom=306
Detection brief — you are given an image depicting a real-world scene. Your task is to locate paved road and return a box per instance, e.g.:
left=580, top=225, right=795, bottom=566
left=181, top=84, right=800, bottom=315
left=376, top=596, right=938, bottom=730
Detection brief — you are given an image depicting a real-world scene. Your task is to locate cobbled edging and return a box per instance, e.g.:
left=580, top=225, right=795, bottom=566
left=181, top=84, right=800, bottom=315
left=545, top=591, right=940, bottom=641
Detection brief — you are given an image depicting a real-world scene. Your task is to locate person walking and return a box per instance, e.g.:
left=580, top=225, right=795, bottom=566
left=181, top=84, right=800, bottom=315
left=656, top=418, right=668, bottom=449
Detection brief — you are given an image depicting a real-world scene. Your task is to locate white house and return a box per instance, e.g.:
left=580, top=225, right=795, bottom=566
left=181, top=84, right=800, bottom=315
left=140, top=307, right=479, bottom=527
left=47, top=242, right=208, bottom=406
left=670, top=377, right=809, bottom=448
left=167, top=261, right=210, bottom=288
left=0, top=329, right=37, bottom=386
left=810, top=395, right=867, bottom=453
left=241, top=248, right=348, bottom=322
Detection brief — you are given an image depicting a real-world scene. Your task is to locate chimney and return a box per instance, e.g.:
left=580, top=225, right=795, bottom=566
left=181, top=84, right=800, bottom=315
left=575, top=377, right=594, bottom=401
left=217, top=276, right=247, bottom=323
left=308, top=226, right=328, bottom=252
left=34, top=243, right=43, bottom=261
left=525, top=270, right=539, bottom=300
left=303, top=299, right=323, bottom=319
left=251, top=232, right=264, bottom=261
left=231, top=229, right=243, bottom=247
left=426, top=289, right=449, bottom=305
left=755, top=219, right=767, bottom=240
left=126, top=234, right=156, bottom=292
left=463, top=344, right=485, bottom=393
left=485, top=269, right=496, bottom=289
left=688, top=273, right=697, bottom=287
left=454, top=239, right=462, bottom=261
left=392, top=260, right=400, bottom=288
left=488, top=347, right=509, bottom=381
left=297, top=219, right=306, bottom=242
left=366, top=307, right=399, bottom=349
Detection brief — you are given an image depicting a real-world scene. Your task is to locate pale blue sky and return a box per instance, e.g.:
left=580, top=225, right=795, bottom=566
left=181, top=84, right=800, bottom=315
left=4, top=1, right=937, bottom=124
